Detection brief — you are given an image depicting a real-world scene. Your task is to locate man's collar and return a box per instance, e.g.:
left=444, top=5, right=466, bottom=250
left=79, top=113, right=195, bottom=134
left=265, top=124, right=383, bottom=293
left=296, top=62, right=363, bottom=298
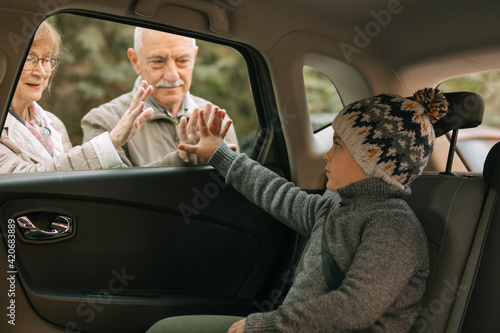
left=134, top=76, right=196, bottom=120
left=147, top=92, right=192, bottom=121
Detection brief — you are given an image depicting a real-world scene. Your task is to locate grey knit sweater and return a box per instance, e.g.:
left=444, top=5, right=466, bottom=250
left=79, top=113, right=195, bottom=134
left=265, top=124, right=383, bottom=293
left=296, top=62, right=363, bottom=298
left=209, top=144, right=430, bottom=333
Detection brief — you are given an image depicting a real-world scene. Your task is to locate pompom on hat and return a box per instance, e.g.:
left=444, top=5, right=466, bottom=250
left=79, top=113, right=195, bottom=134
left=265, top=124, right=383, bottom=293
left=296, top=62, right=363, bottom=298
left=332, top=87, right=448, bottom=188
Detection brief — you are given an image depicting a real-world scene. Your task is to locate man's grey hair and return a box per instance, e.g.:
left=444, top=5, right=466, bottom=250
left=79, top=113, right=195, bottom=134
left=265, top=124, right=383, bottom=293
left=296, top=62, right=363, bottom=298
left=134, top=27, right=196, bottom=57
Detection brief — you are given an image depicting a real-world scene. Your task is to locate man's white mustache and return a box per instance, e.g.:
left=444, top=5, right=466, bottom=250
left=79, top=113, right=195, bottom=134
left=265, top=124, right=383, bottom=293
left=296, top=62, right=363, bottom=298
left=156, top=79, right=185, bottom=88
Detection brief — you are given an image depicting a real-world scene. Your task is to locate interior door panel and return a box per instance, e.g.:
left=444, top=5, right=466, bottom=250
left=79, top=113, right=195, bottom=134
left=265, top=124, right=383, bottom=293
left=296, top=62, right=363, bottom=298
left=0, top=166, right=295, bottom=332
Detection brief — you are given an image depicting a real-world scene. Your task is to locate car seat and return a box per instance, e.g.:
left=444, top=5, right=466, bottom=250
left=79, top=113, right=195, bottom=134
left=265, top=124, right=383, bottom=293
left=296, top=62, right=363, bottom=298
left=457, top=141, right=500, bottom=332
left=289, top=92, right=487, bottom=333
left=406, top=92, right=490, bottom=333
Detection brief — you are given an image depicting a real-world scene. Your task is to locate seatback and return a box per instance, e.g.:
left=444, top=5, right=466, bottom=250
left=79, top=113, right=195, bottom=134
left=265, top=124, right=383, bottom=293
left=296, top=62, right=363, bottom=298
left=405, top=174, right=488, bottom=333
left=404, top=91, right=490, bottom=333
left=459, top=142, right=500, bottom=332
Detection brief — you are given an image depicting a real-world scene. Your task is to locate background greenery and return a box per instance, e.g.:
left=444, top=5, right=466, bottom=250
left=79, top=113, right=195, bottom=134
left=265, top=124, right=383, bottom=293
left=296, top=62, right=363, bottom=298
left=41, top=14, right=257, bottom=153
left=439, top=70, right=500, bottom=128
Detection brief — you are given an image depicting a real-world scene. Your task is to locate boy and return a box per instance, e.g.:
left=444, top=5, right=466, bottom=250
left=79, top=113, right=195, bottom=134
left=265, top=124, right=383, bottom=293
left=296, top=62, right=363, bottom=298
left=148, top=88, right=448, bottom=332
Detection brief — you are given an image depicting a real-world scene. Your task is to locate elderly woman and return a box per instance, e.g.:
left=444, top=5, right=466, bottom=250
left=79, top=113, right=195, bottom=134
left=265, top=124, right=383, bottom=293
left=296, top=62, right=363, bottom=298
left=0, top=21, right=153, bottom=173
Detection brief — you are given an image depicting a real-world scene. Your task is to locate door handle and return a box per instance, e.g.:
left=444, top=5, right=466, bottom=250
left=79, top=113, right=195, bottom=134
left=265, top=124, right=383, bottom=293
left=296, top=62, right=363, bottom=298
left=16, top=215, right=73, bottom=240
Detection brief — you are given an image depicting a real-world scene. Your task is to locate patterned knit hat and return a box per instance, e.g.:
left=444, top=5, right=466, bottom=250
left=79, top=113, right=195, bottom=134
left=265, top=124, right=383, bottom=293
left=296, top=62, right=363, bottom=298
left=332, top=88, right=448, bottom=188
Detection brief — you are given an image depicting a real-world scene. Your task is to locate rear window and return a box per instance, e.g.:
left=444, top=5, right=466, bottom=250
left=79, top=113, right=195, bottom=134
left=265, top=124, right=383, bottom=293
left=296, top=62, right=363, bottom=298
left=439, top=70, right=500, bottom=172
left=303, top=65, right=343, bottom=132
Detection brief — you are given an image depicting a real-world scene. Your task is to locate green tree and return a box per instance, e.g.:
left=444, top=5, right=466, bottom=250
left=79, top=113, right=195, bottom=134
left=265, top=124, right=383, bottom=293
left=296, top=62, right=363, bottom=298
left=41, top=14, right=137, bottom=145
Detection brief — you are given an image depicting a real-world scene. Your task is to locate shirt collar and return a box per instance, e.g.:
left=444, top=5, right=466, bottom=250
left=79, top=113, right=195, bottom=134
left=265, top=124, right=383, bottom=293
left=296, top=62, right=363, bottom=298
left=147, top=92, right=195, bottom=121
left=133, top=75, right=197, bottom=121
left=6, top=102, right=52, bottom=128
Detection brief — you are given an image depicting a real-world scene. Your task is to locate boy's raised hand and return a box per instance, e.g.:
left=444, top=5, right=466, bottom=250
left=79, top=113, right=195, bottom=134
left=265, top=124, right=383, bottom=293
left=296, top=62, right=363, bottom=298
left=178, top=105, right=234, bottom=161
left=177, top=108, right=203, bottom=164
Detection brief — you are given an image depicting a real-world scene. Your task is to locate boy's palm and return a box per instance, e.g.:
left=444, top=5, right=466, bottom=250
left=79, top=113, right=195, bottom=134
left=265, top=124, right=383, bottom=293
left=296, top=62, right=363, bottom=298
left=178, top=106, right=234, bottom=161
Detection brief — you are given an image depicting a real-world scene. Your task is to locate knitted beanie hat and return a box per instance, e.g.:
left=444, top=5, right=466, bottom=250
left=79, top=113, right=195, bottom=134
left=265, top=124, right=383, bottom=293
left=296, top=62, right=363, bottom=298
left=332, top=88, right=448, bottom=188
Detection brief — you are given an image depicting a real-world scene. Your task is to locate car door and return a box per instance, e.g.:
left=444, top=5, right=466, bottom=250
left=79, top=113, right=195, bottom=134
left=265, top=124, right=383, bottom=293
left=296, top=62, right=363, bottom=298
left=0, top=165, right=298, bottom=332
left=0, top=10, right=298, bottom=333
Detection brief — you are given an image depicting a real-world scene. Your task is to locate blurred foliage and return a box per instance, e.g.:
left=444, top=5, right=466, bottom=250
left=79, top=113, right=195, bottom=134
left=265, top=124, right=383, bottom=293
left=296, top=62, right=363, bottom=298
left=190, top=40, right=257, bottom=152
left=439, top=70, right=500, bottom=128
left=40, top=14, right=257, bottom=153
left=41, top=15, right=137, bottom=145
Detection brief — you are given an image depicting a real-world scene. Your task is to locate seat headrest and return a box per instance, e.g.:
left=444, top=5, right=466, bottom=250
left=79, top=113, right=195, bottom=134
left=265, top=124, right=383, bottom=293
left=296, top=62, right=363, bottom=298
left=433, top=92, right=484, bottom=137
left=484, top=142, right=500, bottom=191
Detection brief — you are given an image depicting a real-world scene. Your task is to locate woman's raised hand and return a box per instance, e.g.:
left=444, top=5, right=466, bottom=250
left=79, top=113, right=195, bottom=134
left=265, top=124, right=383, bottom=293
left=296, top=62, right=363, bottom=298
left=109, top=80, right=154, bottom=149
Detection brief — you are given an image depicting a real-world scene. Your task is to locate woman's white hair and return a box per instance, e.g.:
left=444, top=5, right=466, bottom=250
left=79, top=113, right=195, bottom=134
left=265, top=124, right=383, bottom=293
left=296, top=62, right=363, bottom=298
left=134, top=27, right=196, bottom=57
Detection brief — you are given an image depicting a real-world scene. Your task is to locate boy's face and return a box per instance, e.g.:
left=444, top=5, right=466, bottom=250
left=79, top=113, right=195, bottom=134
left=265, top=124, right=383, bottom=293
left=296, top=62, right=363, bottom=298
left=323, top=132, right=369, bottom=192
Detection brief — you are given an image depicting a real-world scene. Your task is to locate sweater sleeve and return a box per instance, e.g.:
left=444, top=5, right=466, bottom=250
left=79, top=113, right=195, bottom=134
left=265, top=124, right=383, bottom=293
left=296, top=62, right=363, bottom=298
left=0, top=132, right=123, bottom=173
left=87, top=132, right=123, bottom=169
left=50, top=117, right=123, bottom=170
left=0, top=110, right=123, bottom=172
left=209, top=144, right=331, bottom=237
left=245, top=214, right=426, bottom=332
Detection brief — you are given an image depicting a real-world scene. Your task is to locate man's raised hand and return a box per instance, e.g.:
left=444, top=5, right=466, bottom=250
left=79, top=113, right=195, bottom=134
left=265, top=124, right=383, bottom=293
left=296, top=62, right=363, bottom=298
left=109, top=80, right=154, bottom=149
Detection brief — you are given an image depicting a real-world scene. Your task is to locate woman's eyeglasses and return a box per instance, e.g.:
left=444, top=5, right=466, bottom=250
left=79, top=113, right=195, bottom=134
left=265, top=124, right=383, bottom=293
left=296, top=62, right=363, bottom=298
left=23, top=55, right=59, bottom=72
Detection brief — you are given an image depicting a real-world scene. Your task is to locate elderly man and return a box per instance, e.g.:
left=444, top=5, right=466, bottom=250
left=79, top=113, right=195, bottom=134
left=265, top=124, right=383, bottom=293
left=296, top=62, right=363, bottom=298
left=81, top=28, right=238, bottom=167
